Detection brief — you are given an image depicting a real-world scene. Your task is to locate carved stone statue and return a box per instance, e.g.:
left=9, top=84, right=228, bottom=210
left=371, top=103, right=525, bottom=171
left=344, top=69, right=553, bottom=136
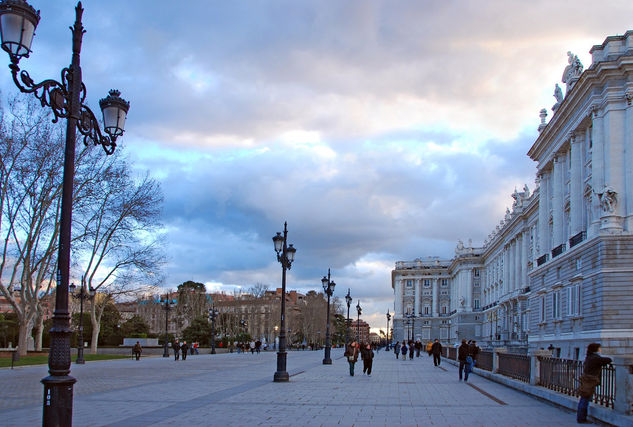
left=597, top=186, right=617, bottom=213
left=562, top=51, right=584, bottom=93
left=552, top=83, right=563, bottom=111
left=538, top=108, right=548, bottom=132
left=523, top=184, right=530, bottom=198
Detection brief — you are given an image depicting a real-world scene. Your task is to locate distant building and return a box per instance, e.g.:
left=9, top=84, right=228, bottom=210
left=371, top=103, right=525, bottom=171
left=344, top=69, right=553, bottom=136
left=350, top=319, right=370, bottom=344
left=393, top=30, right=633, bottom=357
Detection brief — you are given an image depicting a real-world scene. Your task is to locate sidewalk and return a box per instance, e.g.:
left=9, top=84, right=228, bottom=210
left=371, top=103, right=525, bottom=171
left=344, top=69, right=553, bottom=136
left=0, top=348, right=584, bottom=426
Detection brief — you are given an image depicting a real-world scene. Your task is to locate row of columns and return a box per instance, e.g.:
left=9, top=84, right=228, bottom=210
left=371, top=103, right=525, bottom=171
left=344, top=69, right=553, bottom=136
left=394, top=278, right=444, bottom=317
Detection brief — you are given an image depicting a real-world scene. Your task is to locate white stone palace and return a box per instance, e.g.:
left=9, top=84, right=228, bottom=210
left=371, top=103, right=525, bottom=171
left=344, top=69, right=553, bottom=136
left=392, top=30, right=633, bottom=358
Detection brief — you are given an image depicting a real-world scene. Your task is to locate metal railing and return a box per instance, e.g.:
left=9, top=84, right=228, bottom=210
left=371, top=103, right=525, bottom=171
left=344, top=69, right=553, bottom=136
left=477, top=351, right=493, bottom=371
left=538, top=357, right=615, bottom=409
left=498, top=352, right=530, bottom=383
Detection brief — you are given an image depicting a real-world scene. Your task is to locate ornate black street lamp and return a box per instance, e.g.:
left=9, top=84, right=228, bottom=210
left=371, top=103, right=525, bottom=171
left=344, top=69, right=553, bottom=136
left=405, top=313, right=415, bottom=341
left=344, top=289, right=352, bottom=348
left=386, top=310, right=391, bottom=349
left=272, top=222, right=296, bottom=382
left=356, top=300, right=362, bottom=343
left=208, top=306, right=218, bottom=354
left=0, top=1, right=130, bottom=424
left=69, top=280, right=95, bottom=364
left=160, top=294, right=175, bottom=357
left=321, top=269, right=335, bottom=365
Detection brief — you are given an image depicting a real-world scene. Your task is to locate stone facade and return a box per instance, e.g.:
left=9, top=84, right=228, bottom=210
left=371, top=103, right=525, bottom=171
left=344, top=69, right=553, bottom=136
left=392, top=30, right=633, bottom=358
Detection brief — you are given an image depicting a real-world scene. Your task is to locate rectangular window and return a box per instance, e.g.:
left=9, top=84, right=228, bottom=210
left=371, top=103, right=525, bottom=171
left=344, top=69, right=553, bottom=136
left=424, top=305, right=430, bottom=315
left=540, top=296, right=546, bottom=322
left=441, top=306, right=447, bottom=314
left=474, top=269, right=480, bottom=277
left=406, top=280, right=413, bottom=287
left=552, top=291, right=560, bottom=319
left=473, top=299, right=480, bottom=309
left=474, top=281, right=480, bottom=287
left=423, top=280, right=431, bottom=287
left=567, top=284, right=581, bottom=316
left=441, top=279, right=448, bottom=287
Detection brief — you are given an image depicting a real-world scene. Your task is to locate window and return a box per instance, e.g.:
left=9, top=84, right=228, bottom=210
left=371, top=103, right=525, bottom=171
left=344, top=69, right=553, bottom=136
left=474, top=281, right=480, bottom=287
left=406, top=280, right=413, bottom=287
left=576, top=258, right=582, bottom=271
left=552, top=291, right=561, bottom=319
left=568, top=284, right=581, bottom=316
left=441, top=290, right=448, bottom=295
left=474, top=269, right=480, bottom=277
left=441, top=305, right=447, bottom=314
left=423, top=290, right=431, bottom=296
left=473, top=299, right=480, bottom=309
left=423, top=321, right=429, bottom=325
left=424, top=305, right=430, bottom=315
left=441, top=279, right=448, bottom=287
left=423, top=280, right=431, bottom=287
left=540, top=295, right=546, bottom=322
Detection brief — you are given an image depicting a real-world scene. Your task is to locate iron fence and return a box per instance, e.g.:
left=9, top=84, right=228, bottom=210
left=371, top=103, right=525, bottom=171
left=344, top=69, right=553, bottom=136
left=477, top=351, right=493, bottom=371
left=538, top=357, right=615, bottom=409
left=498, top=352, right=530, bottom=383
left=448, top=347, right=456, bottom=360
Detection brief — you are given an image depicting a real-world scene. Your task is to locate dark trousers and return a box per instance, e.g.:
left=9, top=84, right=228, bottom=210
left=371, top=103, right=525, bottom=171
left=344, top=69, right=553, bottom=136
left=363, top=359, right=373, bottom=375
left=348, top=361, right=356, bottom=376
left=577, top=396, right=590, bottom=422
left=459, top=361, right=470, bottom=381
left=433, top=353, right=441, bottom=366
left=134, top=352, right=140, bottom=360
left=182, top=351, right=187, bottom=360
left=174, top=350, right=180, bottom=360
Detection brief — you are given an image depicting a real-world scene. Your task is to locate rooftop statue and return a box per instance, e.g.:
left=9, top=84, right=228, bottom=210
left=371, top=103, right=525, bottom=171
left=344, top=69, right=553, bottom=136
left=552, top=83, right=563, bottom=111
left=562, top=51, right=583, bottom=93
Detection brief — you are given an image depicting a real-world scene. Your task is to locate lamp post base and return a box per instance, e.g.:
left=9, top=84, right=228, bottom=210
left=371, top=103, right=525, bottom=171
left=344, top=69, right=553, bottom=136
left=273, top=351, right=289, bottom=382
left=322, top=358, right=332, bottom=365
left=41, top=374, right=77, bottom=426
left=162, top=343, right=169, bottom=358
left=76, top=347, right=85, bottom=364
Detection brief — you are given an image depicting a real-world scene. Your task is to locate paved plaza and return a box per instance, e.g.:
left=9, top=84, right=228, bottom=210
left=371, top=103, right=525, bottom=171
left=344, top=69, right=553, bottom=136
left=0, top=348, right=586, bottom=426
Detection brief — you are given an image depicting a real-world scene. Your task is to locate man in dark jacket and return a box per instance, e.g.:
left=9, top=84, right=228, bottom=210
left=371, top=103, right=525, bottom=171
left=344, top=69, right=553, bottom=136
left=360, top=343, right=374, bottom=375
left=414, top=340, right=422, bottom=357
left=458, top=339, right=471, bottom=381
left=181, top=341, right=189, bottom=360
left=431, top=339, right=442, bottom=366
left=172, top=339, right=180, bottom=361
left=469, top=340, right=480, bottom=367
left=577, top=343, right=612, bottom=423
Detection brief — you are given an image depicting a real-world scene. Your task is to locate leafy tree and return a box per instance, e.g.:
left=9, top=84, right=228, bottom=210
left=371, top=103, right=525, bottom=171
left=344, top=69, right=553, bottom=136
left=181, top=315, right=211, bottom=345
left=98, top=302, right=122, bottom=346
left=120, top=315, right=150, bottom=338
left=0, top=313, right=18, bottom=348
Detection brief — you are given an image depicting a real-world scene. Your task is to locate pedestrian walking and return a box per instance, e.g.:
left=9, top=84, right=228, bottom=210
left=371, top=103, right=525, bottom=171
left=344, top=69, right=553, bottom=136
left=394, top=341, right=401, bottom=359
left=408, top=340, right=414, bottom=360
left=426, top=341, right=433, bottom=356
left=193, top=342, right=199, bottom=355
left=415, top=340, right=422, bottom=357
left=181, top=341, right=189, bottom=360
left=255, top=340, right=261, bottom=354
left=132, top=341, right=142, bottom=361
left=577, top=343, right=612, bottom=423
left=469, top=340, right=480, bottom=367
left=344, top=341, right=360, bottom=376
left=361, top=343, right=374, bottom=375
left=401, top=342, right=408, bottom=361
left=172, top=339, right=180, bottom=361
left=431, top=339, right=442, bottom=366
left=458, top=339, right=471, bottom=381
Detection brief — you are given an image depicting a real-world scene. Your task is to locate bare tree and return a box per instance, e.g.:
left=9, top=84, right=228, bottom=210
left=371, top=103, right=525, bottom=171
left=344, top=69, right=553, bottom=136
left=247, top=283, right=269, bottom=298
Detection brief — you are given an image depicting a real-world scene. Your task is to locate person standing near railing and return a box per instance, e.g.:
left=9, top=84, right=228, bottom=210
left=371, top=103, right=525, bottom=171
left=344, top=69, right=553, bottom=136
left=577, top=343, right=612, bottom=424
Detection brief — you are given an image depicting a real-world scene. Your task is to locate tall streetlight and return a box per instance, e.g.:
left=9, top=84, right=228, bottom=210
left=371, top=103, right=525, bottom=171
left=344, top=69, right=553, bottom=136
left=356, top=300, right=362, bottom=343
left=344, top=289, right=352, bottom=348
left=69, top=280, right=95, bottom=364
left=386, top=310, right=391, bottom=350
left=272, top=222, right=296, bottom=382
left=321, top=269, right=335, bottom=365
left=406, top=313, right=416, bottom=341
left=160, top=294, right=175, bottom=358
left=0, top=2, right=130, bottom=424
left=208, top=306, right=218, bottom=354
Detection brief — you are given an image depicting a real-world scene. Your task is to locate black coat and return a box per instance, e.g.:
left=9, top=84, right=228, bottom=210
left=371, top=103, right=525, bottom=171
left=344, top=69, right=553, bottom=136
left=583, top=352, right=612, bottom=376
left=172, top=342, right=180, bottom=352
left=431, top=342, right=442, bottom=356
left=458, top=343, right=470, bottom=361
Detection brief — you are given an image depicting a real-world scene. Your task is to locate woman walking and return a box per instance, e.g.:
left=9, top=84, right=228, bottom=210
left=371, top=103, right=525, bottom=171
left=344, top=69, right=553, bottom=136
left=344, top=341, right=360, bottom=376
left=361, top=343, right=374, bottom=375
left=401, top=341, right=408, bottom=360
left=394, top=341, right=401, bottom=359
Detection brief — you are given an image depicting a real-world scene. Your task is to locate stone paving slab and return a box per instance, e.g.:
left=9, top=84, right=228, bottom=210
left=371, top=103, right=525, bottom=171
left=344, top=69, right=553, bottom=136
left=0, top=349, right=586, bottom=426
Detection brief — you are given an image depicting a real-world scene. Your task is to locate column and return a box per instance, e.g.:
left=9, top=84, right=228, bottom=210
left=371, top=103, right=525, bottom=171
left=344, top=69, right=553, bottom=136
left=570, top=133, right=584, bottom=236
left=625, top=91, right=633, bottom=231
left=591, top=106, right=604, bottom=234
left=432, top=279, right=439, bottom=316
left=414, top=279, right=421, bottom=315
left=602, top=104, right=626, bottom=230
left=552, top=155, right=564, bottom=247
left=522, top=231, right=529, bottom=288
left=538, top=172, right=550, bottom=256
left=515, top=235, right=522, bottom=290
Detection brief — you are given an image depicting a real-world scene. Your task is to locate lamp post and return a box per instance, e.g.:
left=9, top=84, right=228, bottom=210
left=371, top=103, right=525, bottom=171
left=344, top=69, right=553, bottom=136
left=321, top=269, right=335, bottom=365
left=69, top=280, right=95, bottom=364
left=355, top=300, right=362, bottom=343
left=208, top=306, right=218, bottom=354
left=344, top=289, right=352, bottom=348
left=272, top=222, right=296, bottom=382
left=405, top=313, right=415, bottom=341
left=0, top=2, right=130, bottom=424
left=160, top=294, right=174, bottom=358
left=386, top=310, right=391, bottom=350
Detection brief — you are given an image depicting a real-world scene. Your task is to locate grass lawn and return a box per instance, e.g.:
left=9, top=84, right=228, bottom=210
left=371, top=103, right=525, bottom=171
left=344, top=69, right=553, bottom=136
left=0, top=354, right=130, bottom=368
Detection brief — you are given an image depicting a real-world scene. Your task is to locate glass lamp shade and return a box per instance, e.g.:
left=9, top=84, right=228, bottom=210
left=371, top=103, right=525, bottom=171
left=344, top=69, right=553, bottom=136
left=345, top=294, right=352, bottom=307
left=272, top=232, right=283, bottom=253
left=321, top=276, right=328, bottom=292
left=99, top=89, right=130, bottom=138
left=286, top=244, right=296, bottom=262
left=329, top=281, right=336, bottom=292
left=0, top=0, right=39, bottom=60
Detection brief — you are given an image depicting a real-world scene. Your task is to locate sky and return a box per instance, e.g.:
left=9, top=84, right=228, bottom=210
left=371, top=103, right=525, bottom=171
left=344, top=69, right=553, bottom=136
left=2, top=0, right=632, bottom=332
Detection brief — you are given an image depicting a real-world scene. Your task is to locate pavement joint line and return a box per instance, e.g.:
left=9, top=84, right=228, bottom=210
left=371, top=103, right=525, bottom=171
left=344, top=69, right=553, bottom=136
left=466, top=382, right=508, bottom=406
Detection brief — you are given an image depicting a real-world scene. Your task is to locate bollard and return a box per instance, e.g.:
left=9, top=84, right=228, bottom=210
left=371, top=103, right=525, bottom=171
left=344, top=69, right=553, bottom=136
left=529, top=349, right=553, bottom=385
left=611, top=355, right=633, bottom=415
left=11, top=349, right=19, bottom=369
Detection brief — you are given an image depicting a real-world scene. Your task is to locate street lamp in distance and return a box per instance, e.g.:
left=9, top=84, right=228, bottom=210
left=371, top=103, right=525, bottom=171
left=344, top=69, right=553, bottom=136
left=321, top=269, right=335, bottom=365
left=344, top=289, right=352, bottom=348
left=208, top=306, right=219, bottom=354
left=69, top=281, right=95, bottom=364
left=356, top=301, right=362, bottom=343
left=386, top=310, right=392, bottom=350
